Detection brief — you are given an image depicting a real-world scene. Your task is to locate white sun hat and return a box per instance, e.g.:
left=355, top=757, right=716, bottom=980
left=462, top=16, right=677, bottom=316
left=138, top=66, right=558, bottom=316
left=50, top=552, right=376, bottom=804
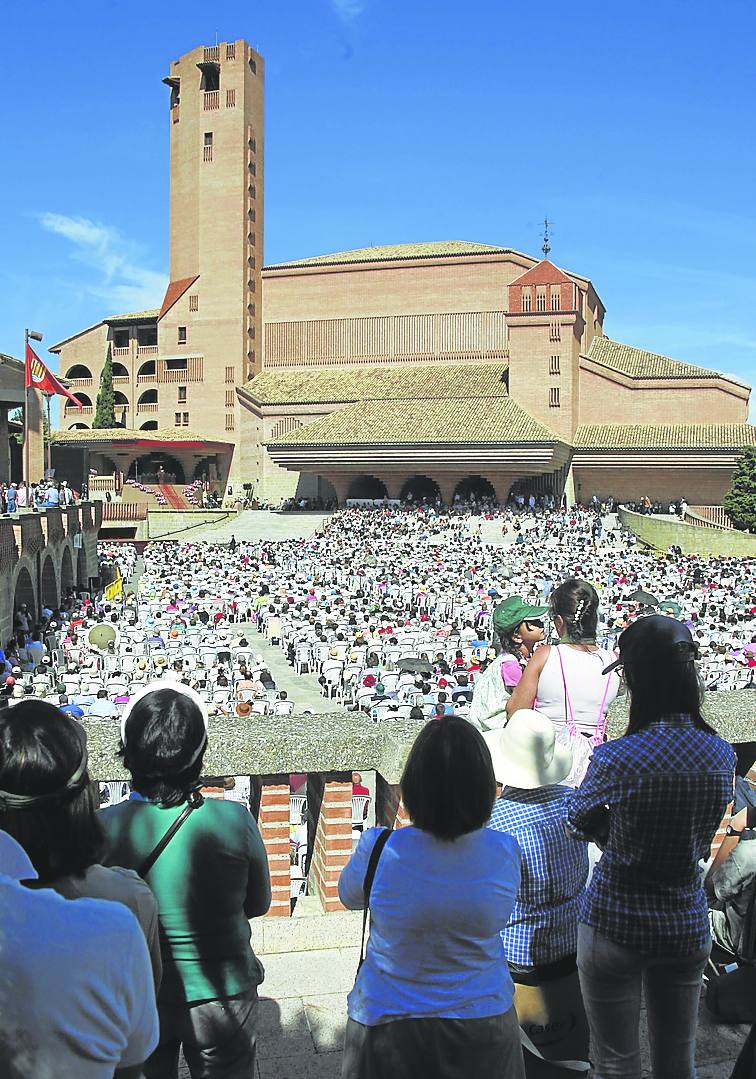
left=483, top=709, right=572, bottom=789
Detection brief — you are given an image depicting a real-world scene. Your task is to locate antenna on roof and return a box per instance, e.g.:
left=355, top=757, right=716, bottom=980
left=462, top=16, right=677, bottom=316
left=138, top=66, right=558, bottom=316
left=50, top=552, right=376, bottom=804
left=542, top=217, right=551, bottom=259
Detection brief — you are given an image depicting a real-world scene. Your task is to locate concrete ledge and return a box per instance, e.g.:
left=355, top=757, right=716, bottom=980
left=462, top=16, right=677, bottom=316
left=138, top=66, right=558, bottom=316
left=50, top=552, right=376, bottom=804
left=620, top=507, right=756, bottom=556
left=251, top=905, right=363, bottom=955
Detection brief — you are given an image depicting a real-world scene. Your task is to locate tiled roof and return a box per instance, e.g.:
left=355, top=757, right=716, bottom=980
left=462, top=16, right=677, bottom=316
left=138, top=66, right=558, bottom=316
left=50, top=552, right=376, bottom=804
left=268, top=396, right=555, bottom=447
left=104, top=309, right=160, bottom=325
left=587, top=337, right=728, bottom=380
left=509, top=259, right=572, bottom=287
left=243, top=363, right=509, bottom=405
left=266, top=241, right=518, bottom=269
left=52, top=427, right=232, bottom=445
left=573, top=424, right=756, bottom=450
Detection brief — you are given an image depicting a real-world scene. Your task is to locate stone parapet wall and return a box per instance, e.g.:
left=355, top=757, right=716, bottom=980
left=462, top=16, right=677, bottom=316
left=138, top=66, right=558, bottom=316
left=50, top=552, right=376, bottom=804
left=619, top=507, right=756, bottom=557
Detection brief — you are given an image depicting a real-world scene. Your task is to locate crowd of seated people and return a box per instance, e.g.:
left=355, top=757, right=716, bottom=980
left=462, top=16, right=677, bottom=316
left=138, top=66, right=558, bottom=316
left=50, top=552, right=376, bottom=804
left=1, top=503, right=755, bottom=1076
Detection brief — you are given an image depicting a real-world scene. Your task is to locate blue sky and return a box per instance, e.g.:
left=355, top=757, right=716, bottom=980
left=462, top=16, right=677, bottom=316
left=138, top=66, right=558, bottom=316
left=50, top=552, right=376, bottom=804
left=2, top=0, right=755, bottom=411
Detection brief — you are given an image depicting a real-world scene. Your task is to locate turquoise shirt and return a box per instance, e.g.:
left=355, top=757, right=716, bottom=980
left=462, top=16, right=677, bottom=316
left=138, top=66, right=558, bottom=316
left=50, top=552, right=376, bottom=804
left=100, top=798, right=271, bottom=1004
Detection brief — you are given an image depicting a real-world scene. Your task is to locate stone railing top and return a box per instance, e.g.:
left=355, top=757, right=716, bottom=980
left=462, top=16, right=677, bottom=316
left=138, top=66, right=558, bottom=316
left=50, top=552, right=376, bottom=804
left=81, top=692, right=755, bottom=783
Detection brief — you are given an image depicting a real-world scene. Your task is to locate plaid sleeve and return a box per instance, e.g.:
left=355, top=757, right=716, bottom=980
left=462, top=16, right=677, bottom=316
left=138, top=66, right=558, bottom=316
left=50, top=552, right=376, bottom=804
left=565, top=750, right=613, bottom=842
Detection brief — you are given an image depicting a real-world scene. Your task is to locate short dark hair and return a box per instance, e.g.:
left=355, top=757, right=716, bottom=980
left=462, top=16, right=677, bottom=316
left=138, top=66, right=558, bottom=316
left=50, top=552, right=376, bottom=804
left=401, top=716, right=497, bottom=841
left=0, top=700, right=103, bottom=881
left=120, top=688, right=207, bottom=806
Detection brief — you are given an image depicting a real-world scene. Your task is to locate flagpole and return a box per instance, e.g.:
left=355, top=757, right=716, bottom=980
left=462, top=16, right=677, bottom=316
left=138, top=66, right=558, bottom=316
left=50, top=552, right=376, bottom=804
left=44, top=392, right=52, bottom=479
left=23, top=328, right=29, bottom=485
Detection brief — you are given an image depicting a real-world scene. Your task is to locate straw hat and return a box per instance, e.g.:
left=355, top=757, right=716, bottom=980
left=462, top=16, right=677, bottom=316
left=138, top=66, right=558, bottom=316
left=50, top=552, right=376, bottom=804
left=483, top=710, right=572, bottom=789
left=235, top=700, right=252, bottom=718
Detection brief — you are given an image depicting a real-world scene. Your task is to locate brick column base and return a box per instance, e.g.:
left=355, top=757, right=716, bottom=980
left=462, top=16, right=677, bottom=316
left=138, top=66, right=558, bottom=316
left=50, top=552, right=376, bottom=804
left=259, top=783, right=291, bottom=917
left=309, top=780, right=353, bottom=912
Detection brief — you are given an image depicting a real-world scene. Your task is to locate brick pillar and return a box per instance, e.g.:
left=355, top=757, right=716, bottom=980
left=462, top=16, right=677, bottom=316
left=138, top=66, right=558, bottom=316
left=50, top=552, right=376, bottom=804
left=258, top=783, right=291, bottom=917
left=309, top=780, right=353, bottom=912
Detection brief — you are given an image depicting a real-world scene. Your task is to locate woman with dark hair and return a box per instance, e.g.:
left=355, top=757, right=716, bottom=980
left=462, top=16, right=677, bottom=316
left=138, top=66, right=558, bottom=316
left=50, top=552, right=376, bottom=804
left=0, top=699, right=161, bottom=987
left=338, top=716, right=525, bottom=1078
left=507, top=578, right=620, bottom=750
left=99, top=683, right=271, bottom=1079
left=565, top=616, right=736, bottom=1078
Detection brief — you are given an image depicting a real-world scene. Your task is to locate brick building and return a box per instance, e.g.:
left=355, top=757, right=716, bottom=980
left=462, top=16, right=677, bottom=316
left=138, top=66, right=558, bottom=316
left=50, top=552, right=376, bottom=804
left=49, top=42, right=754, bottom=507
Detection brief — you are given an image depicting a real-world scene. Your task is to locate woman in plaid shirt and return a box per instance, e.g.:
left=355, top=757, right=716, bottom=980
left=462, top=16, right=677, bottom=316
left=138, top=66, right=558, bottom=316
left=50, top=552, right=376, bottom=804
left=566, top=615, right=735, bottom=1079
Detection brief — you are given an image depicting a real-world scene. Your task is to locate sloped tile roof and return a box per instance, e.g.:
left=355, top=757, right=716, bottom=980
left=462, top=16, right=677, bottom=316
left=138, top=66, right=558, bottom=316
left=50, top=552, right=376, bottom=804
left=159, top=276, right=199, bottom=320
left=268, top=396, right=555, bottom=447
left=52, top=427, right=232, bottom=445
left=243, top=363, right=509, bottom=405
left=587, top=337, right=729, bottom=380
left=509, top=259, right=572, bottom=286
left=104, top=309, right=160, bottom=325
left=266, top=241, right=518, bottom=269
left=573, top=424, right=756, bottom=450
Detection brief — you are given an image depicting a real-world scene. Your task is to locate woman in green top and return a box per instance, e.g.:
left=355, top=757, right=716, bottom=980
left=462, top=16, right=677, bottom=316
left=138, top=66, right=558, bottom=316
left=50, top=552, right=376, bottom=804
left=100, top=684, right=271, bottom=1079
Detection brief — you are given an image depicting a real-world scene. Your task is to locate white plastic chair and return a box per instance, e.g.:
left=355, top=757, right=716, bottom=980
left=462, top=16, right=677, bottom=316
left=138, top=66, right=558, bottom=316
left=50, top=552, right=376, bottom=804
left=290, top=794, right=307, bottom=824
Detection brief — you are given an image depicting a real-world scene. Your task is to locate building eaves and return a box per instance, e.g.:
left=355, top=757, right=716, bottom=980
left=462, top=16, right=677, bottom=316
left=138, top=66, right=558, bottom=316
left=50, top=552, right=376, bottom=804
left=104, top=309, right=161, bottom=325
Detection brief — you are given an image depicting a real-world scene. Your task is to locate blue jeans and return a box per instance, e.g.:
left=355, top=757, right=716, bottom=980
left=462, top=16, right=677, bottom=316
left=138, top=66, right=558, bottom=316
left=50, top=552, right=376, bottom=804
left=577, top=923, right=709, bottom=1079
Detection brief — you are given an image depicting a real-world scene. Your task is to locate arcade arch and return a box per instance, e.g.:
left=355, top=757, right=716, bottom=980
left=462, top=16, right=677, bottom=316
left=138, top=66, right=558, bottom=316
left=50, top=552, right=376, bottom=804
left=347, top=475, right=388, bottom=500
left=400, top=475, right=441, bottom=503
left=453, top=475, right=497, bottom=503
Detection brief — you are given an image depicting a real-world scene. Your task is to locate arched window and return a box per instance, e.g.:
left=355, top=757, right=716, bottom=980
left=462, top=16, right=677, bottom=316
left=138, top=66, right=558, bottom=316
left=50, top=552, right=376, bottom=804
left=112, top=362, right=129, bottom=378
left=137, top=389, right=158, bottom=406
left=64, top=365, right=93, bottom=380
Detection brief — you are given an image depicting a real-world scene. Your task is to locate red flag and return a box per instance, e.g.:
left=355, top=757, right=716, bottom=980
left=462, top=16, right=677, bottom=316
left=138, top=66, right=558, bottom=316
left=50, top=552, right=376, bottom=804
left=25, top=344, right=83, bottom=409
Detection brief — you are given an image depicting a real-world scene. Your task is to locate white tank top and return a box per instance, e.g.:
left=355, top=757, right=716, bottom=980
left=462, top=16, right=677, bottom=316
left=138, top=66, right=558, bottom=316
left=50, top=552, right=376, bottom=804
left=537, top=644, right=620, bottom=737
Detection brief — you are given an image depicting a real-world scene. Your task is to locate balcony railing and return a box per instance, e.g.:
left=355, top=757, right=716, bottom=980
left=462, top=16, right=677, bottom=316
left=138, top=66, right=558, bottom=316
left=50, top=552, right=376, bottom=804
left=112, top=346, right=131, bottom=358
left=157, top=356, right=203, bottom=382
left=137, top=344, right=158, bottom=356
left=65, top=404, right=93, bottom=415
left=112, top=376, right=130, bottom=385
left=204, top=90, right=220, bottom=111
left=204, top=45, right=220, bottom=62
left=172, top=105, right=180, bottom=124
left=203, top=145, right=213, bottom=162
left=137, top=372, right=157, bottom=383
left=136, top=402, right=159, bottom=412
left=66, top=377, right=92, bottom=388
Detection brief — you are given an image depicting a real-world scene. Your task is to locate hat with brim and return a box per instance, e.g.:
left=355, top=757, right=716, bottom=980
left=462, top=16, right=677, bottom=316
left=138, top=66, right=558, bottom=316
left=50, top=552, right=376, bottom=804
left=483, top=709, right=572, bottom=788
left=602, top=614, right=698, bottom=675
left=235, top=700, right=252, bottom=718
left=493, top=596, right=549, bottom=634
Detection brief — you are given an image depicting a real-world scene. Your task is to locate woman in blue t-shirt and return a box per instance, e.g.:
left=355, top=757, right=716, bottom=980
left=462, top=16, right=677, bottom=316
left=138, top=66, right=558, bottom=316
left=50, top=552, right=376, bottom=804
left=339, top=716, right=526, bottom=1079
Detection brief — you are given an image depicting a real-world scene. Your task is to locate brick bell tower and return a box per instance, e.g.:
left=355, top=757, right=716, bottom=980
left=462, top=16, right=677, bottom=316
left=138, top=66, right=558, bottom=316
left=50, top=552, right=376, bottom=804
left=159, top=40, right=264, bottom=483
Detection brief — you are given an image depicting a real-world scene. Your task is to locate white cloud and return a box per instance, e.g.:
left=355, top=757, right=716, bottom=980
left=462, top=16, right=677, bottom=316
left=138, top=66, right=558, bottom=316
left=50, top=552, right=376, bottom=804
left=38, top=212, right=166, bottom=311
left=331, top=0, right=366, bottom=20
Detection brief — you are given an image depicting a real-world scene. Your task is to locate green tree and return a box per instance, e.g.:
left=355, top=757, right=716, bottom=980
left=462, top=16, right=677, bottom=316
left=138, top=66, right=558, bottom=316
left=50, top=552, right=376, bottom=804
left=93, top=344, right=117, bottom=428
left=724, top=446, right=756, bottom=531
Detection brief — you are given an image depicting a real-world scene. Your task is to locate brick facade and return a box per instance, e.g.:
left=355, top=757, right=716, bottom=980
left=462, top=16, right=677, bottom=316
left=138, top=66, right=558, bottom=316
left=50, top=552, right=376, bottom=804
left=308, top=779, right=354, bottom=913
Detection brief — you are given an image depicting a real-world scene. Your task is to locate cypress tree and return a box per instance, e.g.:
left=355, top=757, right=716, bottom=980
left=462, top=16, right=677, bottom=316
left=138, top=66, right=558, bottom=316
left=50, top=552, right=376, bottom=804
left=93, top=343, right=117, bottom=428
left=723, top=446, right=756, bottom=531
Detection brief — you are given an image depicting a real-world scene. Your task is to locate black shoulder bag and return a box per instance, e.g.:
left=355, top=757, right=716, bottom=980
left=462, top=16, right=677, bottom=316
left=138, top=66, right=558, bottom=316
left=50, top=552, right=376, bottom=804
left=137, top=789, right=205, bottom=878
left=357, top=827, right=392, bottom=974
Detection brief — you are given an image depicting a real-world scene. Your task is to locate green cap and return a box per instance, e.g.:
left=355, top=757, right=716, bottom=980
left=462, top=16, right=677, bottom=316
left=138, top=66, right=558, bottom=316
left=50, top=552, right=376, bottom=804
left=493, top=596, right=550, bottom=633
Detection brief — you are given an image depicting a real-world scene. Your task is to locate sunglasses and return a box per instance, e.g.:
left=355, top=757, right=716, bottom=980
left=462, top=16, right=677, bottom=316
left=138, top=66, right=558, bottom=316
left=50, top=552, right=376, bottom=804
left=523, top=619, right=545, bottom=629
